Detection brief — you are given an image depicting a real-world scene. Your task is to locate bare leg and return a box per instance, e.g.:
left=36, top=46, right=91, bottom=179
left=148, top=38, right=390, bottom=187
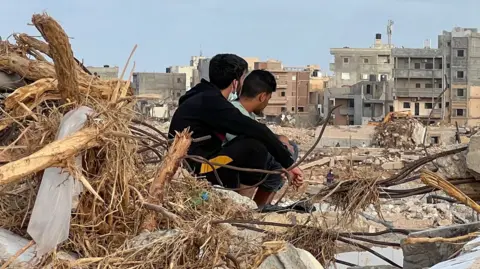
left=253, top=189, right=275, bottom=207
left=238, top=184, right=256, bottom=199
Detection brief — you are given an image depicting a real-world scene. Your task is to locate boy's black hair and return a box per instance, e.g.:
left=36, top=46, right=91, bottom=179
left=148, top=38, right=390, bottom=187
left=240, top=69, right=277, bottom=98
left=209, top=54, right=248, bottom=90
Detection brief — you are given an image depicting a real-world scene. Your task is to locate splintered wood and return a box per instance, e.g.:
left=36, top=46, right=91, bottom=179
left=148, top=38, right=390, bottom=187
left=32, top=13, right=80, bottom=102
left=0, top=127, right=101, bottom=185
left=421, top=169, right=480, bottom=213
left=142, top=130, right=192, bottom=231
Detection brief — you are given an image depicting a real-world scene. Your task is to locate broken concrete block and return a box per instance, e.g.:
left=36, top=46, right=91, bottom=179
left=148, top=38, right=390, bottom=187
left=381, top=161, right=404, bottom=170
left=435, top=151, right=469, bottom=179
left=213, top=188, right=257, bottom=210
left=467, top=133, right=480, bottom=178
left=258, top=243, right=324, bottom=269
left=411, top=122, right=426, bottom=145
left=0, top=228, right=35, bottom=264
left=300, top=157, right=331, bottom=170
left=402, top=222, right=480, bottom=269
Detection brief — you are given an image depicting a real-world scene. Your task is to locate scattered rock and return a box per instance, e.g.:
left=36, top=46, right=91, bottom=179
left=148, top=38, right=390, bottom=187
left=213, top=188, right=257, bottom=210
left=467, top=132, right=480, bottom=179
left=382, top=161, right=404, bottom=170
left=258, top=243, right=324, bottom=269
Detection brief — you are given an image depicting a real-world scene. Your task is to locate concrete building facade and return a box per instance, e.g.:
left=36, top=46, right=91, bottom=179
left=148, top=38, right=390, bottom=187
left=392, top=48, right=444, bottom=122
left=262, top=70, right=310, bottom=118
left=132, top=72, right=187, bottom=103
left=438, top=28, right=480, bottom=126
left=167, top=65, right=194, bottom=91
left=325, top=34, right=394, bottom=125
left=87, top=65, right=119, bottom=80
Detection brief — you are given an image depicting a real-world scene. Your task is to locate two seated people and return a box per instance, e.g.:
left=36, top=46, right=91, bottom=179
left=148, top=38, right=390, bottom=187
left=168, top=54, right=303, bottom=207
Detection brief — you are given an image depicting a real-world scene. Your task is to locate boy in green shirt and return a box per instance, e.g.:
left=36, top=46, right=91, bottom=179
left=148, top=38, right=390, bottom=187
left=224, top=70, right=300, bottom=204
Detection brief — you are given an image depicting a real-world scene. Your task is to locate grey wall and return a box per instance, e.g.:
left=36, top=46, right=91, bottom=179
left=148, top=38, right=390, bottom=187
left=133, top=72, right=186, bottom=101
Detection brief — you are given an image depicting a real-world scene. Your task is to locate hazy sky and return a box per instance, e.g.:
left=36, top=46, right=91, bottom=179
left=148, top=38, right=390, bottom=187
left=1, top=0, right=479, bottom=76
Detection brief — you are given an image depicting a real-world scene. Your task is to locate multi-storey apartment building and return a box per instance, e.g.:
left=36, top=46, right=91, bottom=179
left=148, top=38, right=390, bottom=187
left=325, top=34, right=394, bottom=125
left=438, top=28, right=480, bottom=126
left=392, top=48, right=444, bottom=122
left=259, top=65, right=310, bottom=119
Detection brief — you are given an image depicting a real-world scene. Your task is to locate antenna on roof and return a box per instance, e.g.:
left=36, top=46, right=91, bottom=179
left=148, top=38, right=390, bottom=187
left=200, top=44, right=203, bottom=57
left=387, top=20, right=394, bottom=48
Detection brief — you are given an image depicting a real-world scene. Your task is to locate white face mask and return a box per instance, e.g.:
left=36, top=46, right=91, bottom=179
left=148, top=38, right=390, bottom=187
left=227, top=80, right=238, bottom=101
left=228, top=91, right=238, bottom=101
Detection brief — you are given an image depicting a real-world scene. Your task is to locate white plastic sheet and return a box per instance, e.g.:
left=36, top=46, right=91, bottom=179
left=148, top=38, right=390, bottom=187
left=27, top=106, right=93, bottom=256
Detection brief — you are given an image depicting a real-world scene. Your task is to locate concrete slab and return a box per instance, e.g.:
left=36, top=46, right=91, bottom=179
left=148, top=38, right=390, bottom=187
left=316, top=126, right=375, bottom=148
left=381, top=162, right=404, bottom=170
left=402, top=222, right=480, bottom=269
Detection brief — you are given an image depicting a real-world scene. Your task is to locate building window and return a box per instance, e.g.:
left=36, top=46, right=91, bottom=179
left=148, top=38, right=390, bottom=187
left=364, top=103, right=371, bottom=108
left=343, top=58, right=349, bottom=63
left=439, top=63, right=443, bottom=69
left=348, top=99, right=354, bottom=108
left=341, top=73, right=350, bottom=80
left=361, top=74, right=369, bottom=80
left=457, top=71, right=465, bottom=78
left=366, top=85, right=371, bottom=94
left=281, top=107, right=286, bottom=112
left=425, top=103, right=433, bottom=109
left=457, top=50, right=465, bottom=57
left=298, top=107, right=304, bottom=112
left=177, top=78, right=182, bottom=83
left=455, top=109, right=465, bottom=117
left=281, top=91, right=286, bottom=97
left=447, top=63, right=451, bottom=68
left=446, top=102, right=450, bottom=107
left=447, top=41, right=451, bottom=47
left=349, top=120, right=354, bottom=125
left=403, top=102, right=411, bottom=109
left=414, top=63, right=421, bottom=69
left=363, top=58, right=369, bottom=64
left=390, top=105, right=394, bottom=112
left=292, top=75, right=296, bottom=81
left=438, top=83, right=442, bottom=88
left=457, top=88, right=465, bottom=97
left=291, top=107, right=294, bottom=112
left=416, top=83, right=421, bottom=88
left=425, top=63, right=433, bottom=69
left=425, top=83, right=433, bottom=88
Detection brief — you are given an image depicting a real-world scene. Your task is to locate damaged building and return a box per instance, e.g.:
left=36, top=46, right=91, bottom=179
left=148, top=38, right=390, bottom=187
left=392, top=47, right=444, bottom=123
left=325, top=33, right=393, bottom=125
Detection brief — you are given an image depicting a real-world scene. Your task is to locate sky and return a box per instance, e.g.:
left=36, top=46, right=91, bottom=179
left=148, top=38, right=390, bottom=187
left=1, top=0, right=480, bottom=76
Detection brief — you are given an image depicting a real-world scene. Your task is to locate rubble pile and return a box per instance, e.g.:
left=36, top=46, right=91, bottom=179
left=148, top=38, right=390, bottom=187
left=268, top=125, right=316, bottom=146
left=0, top=13, right=330, bottom=269
left=0, top=13, right=262, bottom=269
left=372, top=117, right=426, bottom=150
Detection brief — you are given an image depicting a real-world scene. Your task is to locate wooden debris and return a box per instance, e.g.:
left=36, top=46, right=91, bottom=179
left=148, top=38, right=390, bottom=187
left=421, top=169, right=480, bottom=213
left=142, top=129, right=192, bottom=231
left=0, top=127, right=101, bottom=186
left=404, top=232, right=479, bottom=245
left=32, top=13, right=80, bottom=102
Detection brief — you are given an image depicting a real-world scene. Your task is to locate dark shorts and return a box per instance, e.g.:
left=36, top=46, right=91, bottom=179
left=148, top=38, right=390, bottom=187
left=190, top=136, right=271, bottom=190
left=264, top=140, right=298, bottom=192
left=190, top=136, right=297, bottom=192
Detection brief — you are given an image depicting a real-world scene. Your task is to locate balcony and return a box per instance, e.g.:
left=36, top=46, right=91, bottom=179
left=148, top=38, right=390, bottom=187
left=395, top=88, right=443, bottom=98
left=339, top=107, right=354, bottom=115
left=394, top=69, right=442, bottom=78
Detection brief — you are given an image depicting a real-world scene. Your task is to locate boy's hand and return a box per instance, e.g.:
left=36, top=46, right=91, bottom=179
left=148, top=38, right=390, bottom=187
left=289, top=167, right=304, bottom=188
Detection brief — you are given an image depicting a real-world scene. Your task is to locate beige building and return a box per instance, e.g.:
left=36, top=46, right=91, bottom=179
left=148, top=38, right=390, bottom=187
left=262, top=69, right=310, bottom=118
left=243, top=57, right=260, bottom=71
